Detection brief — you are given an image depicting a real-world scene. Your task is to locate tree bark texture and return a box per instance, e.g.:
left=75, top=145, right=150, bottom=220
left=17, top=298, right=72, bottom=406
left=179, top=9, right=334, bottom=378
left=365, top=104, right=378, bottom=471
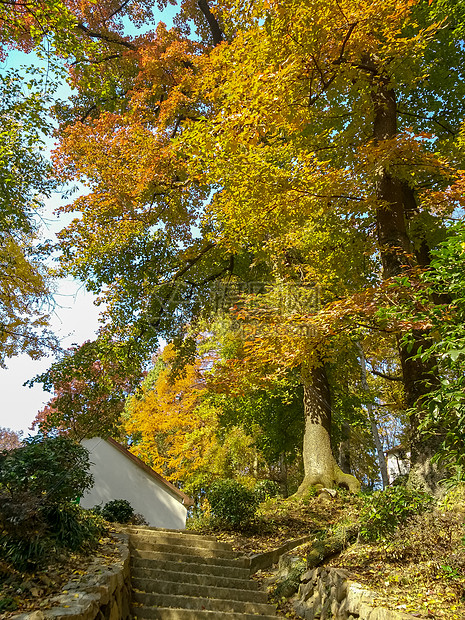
left=370, top=69, right=443, bottom=493
left=338, top=420, right=352, bottom=476
left=296, top=363, right=360, bottom=495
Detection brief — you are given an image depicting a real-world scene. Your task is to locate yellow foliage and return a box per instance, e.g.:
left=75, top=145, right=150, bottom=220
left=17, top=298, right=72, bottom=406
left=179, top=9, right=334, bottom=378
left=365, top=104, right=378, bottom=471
left=123, top=344, right=216, bottom=486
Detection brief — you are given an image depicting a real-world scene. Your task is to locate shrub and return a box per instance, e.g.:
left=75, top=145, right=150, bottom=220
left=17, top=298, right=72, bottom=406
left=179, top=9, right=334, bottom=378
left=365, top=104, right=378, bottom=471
left=359, top=486, right=434, bottom=541
left=207, top=479, right=259, bottom=528
left=92, top=500, right=148, bottom=525
left=44, top=503, right=106, bottom=551
left=100, top=499, right=135, bottom=523
left=0, top=435, right=93, bottom=501
left=379, top=510, right=465, bottom=564
left=0, top=435, right=103, bottom=569
left=254, top=479, right=281, bottom=503
left=0, top=499, right=106, bottom=570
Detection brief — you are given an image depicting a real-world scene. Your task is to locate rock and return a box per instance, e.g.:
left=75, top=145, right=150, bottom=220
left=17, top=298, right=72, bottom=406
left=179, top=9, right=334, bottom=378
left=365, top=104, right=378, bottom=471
left=39, top=576, right=52, bottom=587
left=346, top=581, right=376, bottom=613
left=294, top=566, right=420, bottom=620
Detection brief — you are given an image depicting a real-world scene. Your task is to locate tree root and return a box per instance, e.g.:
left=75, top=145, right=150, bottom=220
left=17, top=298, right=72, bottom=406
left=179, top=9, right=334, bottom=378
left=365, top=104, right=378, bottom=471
left=295, top=464, right=361, bottom=497
left=306, top=522, right=360, bottom=569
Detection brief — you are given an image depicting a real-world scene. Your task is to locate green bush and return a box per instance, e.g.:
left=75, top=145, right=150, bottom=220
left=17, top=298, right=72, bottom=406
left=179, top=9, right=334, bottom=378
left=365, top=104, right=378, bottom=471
left=0, top=435, right=103, bottom=569
left=100, top=499, right=135, bottom=523
left=207, top=479, right=259, bottom=528
left=0, top=435, right=93, bottom=501
left=44, top=503, right=106, bottom=550
left=254, top=479, right=281, bottom=503
left=360, top=486, right=434, bottom=541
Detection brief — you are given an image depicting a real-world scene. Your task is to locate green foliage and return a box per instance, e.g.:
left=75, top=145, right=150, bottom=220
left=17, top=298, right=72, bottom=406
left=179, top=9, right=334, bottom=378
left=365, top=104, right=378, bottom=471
left=0, top=504, right=105, bottom=570
left=440, top=465, right=465, bottom=491
left=391, top=223, right=465, bottom=472
left=0, top=435, right=103, bottom=569
left=207, top=479, right=259, bottom=528
left=0, top=595, right=18, bottom=613
left=99, top=499, right=135, bottom=524
left=438, top=482, right=465, bottom=512
left=360, top=486, right=434, bottom=542
left=254, top=479, right=281, bottom=503
left=43, top=503, right=105, bottom=551
left=0, top=68, right=56, bottom=236
left=0, top=435, right=93, bottom=501
left=0, top=59, right=61, bottom=365
left=213, top=380, right=305, bottom=467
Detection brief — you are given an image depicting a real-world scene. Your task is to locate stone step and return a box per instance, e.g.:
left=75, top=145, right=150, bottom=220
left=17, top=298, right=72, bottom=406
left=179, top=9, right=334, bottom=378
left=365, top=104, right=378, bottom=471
left=131, top=557, right=251, bottom=580
left=133, top=577, right=268, bottom=604
left=132, top=606, right=278, bottom=620
left=132, top=549, right=250, bottom=569
left=132, top=591, right=276, bottom=616
left=124, top=526, right=218, bottom=541
left=131, top=566, right=259, bottom=591
left=130, top=540, right=239, bottom=559
left=128, top=532, right=234, bottom=552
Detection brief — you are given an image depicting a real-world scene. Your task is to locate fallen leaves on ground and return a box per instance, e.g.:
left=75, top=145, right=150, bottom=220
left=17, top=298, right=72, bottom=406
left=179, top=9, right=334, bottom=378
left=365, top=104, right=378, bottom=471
left=0, top=532, right=121, bottom=618
left=190, top=491, right=465, bottom=620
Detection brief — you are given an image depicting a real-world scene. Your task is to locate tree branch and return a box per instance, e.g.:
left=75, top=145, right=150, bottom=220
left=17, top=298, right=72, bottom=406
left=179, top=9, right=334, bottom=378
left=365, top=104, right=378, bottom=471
left=71, top=54, right=122, bottom=66
left=197, top=0, right=224, bottom=46
left=109, top=0, right=132, bottom=20
left=370, top=368, right=403, bottom=382
left=79, top=88, right=130, bottom=122
left=76, top=23, right=136, bottom=50
left=397, top=109, right=457, bottom=136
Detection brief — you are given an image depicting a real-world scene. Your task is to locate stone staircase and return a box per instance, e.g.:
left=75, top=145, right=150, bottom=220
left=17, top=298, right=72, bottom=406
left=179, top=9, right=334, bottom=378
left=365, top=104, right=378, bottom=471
left=126, top=526, right=278, bottom=619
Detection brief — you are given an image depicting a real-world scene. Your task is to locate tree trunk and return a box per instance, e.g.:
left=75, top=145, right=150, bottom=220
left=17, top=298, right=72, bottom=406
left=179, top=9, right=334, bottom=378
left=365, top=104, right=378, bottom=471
left=356, top=342, right=390, bottom=489
left=278, top=452, right=289, bottom=497
left=370, top=69, right=444, bottom=493
left=296, top=362, right=360, bottom=495
left=338, top=420, right=352, bottom=475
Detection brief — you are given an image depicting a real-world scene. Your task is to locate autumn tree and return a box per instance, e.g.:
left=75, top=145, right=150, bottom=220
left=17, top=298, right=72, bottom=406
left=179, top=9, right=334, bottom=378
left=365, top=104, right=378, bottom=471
left=0, top=428, right=22, bottom=451
left=0, top=0, right=74, bottom=364
left=177, top=0, right=465, bottom=492
left=31, top=340, right=141, bottom=439
left=41, top=0, right=372, bottom=493
left=122, top=343, right=265, bottom=495
left=38, top=0, right=465, bottom=494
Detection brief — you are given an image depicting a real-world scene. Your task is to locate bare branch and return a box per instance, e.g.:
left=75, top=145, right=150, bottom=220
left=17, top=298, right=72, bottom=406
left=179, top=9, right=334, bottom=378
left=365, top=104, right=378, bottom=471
left=76, top=23, right=137, bottom=50
left=370, top=368, right=403, bottom=382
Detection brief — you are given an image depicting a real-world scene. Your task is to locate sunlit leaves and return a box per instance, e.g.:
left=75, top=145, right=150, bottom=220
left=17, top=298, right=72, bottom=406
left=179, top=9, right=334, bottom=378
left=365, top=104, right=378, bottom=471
left=0, top=233, right=57, bottom=367
left=122, top=344, right=220, bottom=491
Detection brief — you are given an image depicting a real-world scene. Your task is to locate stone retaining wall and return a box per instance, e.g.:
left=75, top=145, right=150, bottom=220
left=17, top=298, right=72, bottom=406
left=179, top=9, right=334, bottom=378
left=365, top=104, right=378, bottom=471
left=293, top=566, right=418, bottom=620
left=248, top=535, right=313, bottom=573
left=10, top=534, right=131, bottom=620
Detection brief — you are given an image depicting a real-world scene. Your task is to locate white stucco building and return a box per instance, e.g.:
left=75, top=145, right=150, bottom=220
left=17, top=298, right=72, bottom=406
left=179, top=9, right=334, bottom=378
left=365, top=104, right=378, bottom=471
left=80, top=437, right=193, bottom=529
left=386, top=445, right=410, bottom=485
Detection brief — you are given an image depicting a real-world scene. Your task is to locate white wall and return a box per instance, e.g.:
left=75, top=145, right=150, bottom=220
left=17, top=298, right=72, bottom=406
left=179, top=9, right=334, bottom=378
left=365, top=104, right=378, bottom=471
left=386, top=451, right=410, bottom=485
left=80, top=438, right=187, bottom=529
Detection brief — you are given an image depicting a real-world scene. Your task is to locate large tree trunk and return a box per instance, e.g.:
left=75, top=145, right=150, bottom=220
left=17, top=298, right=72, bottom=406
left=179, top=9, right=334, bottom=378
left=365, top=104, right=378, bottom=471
left=296, top=363, right=360, bottom=495
left=370, top=71, right=444, bottom=493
